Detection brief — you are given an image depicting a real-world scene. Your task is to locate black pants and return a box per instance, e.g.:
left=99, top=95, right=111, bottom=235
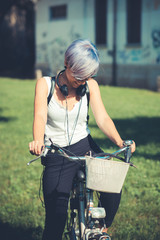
left=42, top=135, right=121, bottom=240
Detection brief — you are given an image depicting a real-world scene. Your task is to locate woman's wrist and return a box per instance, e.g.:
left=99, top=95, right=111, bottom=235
left=116, top=140, right=124, bottom=148
left=33, top=139, right=44, bottom=144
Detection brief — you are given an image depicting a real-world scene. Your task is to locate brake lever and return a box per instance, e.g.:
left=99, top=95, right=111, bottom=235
left=48, top=138, right=70, bottom=158
left=27, top=147, right=50, bottom=166
left=49, top=138, right=60, bottom=150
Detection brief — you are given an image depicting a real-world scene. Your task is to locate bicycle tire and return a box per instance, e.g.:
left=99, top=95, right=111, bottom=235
left=69, top=227, right=77, bottom=240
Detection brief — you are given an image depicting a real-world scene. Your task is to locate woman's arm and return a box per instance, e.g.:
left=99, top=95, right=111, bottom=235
left=29, top=77, right=48, bottom=155
left=88, top=79, right=136, bottom=152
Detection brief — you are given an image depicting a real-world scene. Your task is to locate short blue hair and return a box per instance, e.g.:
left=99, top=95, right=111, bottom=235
left=65, top=39, right=99, bottom=80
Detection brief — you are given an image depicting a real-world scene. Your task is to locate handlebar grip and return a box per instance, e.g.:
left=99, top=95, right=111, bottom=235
left=124, top=147, right=132, bottom=163
left=123, top=140, right=133, bottom=163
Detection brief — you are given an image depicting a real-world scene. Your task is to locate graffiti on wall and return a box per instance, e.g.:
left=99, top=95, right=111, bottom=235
left=36, top=26, right=81, bottom=74
left=118, top=29, right=160, bottom=64
left=152, top=30, right=160, bottom=48
left=118, top=46, right=151, bottom=64
left=151, top=29, right=160, bottom=63
left=36, top=37, right=67, bottom=74
left=69, top=25, right=81, bottom=42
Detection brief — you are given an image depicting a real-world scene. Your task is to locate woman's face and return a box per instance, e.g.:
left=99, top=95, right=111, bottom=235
left=65, top=68, right=86, bottom=88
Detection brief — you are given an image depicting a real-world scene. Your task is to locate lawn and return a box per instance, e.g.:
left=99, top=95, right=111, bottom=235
left=0, top=77, right=160, bottom=240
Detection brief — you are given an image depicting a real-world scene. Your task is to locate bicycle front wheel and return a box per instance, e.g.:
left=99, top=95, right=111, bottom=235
left=69, top=225, right=80, bottom=240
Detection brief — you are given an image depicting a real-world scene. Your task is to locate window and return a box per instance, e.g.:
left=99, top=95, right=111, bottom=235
left=127, top=0, right=142, bottom=45
left=50, top=5, right=67, bottom=20
left=95, top=0, right=107, bottom=45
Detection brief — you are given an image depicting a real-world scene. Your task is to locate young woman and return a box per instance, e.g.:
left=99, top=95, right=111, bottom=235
left=29, top=39, right=136, bottom=240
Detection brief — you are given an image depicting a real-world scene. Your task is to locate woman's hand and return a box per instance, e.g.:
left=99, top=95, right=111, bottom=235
left=120, top=140, right=136, bottom=153
left=29, top=140, right=44, bottom=156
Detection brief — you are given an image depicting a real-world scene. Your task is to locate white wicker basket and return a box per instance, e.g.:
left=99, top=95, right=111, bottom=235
left=85, top=156, right=130, bottom=193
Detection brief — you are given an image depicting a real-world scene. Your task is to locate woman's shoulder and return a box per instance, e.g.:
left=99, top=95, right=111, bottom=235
left=35, top=77, right=49, bottom=96
left=36, top=76, right=51, bottom=85
left=87, top=78, right=99, bottom=93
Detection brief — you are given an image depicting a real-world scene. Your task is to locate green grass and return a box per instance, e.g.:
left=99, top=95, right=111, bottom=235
left=0, top=77, right=160, bottom=240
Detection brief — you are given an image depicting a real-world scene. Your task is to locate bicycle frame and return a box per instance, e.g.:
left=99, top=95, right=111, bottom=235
left=65, top=167, right=110, bottom=240
left=27, top=139, right=134, bottom=240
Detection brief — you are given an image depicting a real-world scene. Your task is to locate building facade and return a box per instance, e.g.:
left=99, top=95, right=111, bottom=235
left=35, top=0, right=160, bottom=90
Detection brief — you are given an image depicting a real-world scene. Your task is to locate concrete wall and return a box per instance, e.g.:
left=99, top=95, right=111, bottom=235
left=35, top=0, right=89, bottom=75
left=35, top=0, right=160, bottom=91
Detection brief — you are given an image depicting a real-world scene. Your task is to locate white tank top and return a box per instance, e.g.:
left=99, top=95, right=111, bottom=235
left=44, top=77, right=90, bottom=147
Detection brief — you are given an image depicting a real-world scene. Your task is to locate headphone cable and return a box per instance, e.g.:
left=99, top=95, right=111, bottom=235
left=65, top=97, right=82, bottom=145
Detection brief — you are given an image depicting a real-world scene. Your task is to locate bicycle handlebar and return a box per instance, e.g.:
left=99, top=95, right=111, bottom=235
left=27, top=139, right=135, bottom=166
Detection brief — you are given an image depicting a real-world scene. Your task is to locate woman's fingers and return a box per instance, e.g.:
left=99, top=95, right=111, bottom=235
left=131, top=141, right=136, bottom=153
left=29, top=141, right=44, bottom=156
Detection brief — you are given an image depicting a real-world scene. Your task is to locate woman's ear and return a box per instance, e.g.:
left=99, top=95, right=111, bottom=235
left=64, top=60, right=68, bottom=69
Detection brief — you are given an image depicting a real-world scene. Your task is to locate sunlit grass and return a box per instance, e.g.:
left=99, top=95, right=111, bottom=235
left=0, top=78, right=160, bottom=240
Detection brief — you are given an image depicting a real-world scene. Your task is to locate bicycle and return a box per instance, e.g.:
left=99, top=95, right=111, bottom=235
left=27, top=139, right=135, bottom=240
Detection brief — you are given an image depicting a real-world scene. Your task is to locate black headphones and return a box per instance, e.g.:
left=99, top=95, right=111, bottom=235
left=56, top=69, right=87, bottom=97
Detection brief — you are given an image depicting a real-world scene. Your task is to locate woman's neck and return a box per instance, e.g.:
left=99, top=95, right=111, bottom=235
left=60, top=70, right=75, bottom=92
